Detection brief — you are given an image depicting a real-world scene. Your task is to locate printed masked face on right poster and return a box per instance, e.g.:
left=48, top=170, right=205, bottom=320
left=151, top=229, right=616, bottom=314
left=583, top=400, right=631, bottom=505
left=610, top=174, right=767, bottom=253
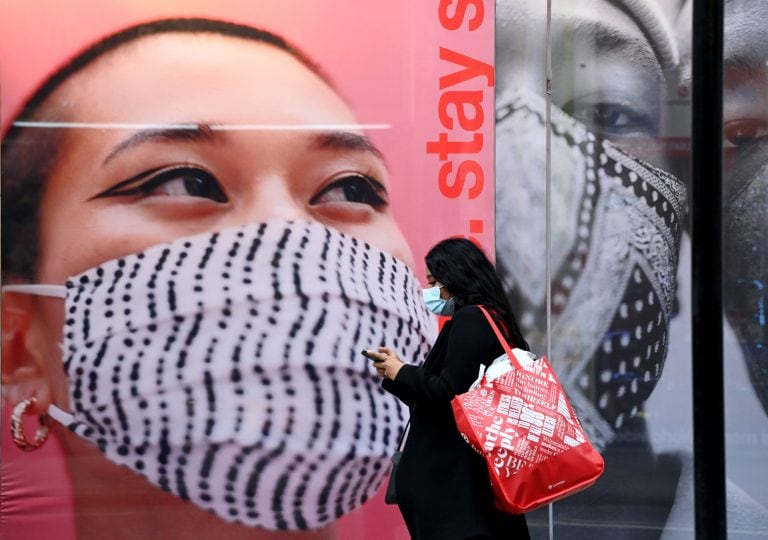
left=717, top=0, right=768, bottom=536
left=495, top=0, right=692, bottom=537
left=495, top=0, right=768, bottom=537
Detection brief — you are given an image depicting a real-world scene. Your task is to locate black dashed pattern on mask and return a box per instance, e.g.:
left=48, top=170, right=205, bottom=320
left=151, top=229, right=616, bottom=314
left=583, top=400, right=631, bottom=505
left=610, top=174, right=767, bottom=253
left=59, top=219, right=436, bottom=531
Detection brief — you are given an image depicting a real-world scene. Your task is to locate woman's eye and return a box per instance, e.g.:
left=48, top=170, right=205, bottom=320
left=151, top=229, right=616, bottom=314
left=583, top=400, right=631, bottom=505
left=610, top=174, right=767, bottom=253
left=310, top=174, right=388, bottom=208
left=724, top=118, right=768, bottom=147
left=92, top=166, right=228, bottom=203
left=564, top=101, right=657, bottom=137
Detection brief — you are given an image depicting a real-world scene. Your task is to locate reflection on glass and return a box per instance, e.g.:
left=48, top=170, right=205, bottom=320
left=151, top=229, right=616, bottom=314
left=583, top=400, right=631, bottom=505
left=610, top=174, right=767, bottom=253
left=719, top=0, right=768, bottom=535
left=495, top=0, right=692, bottom=537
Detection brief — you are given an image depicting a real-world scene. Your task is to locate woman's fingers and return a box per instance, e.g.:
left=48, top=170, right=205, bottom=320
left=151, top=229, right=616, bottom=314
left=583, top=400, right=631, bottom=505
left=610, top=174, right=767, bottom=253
left=365, top=346, right=402, bottom=379
left=377, top=347, right=400, bottom=362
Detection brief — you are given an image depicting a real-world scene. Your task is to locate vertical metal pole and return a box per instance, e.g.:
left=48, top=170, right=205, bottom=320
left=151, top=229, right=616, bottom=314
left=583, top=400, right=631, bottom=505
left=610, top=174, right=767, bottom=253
left=690, top=0, right=727, bottom=538
left=545, top=0, right=553, bottom=538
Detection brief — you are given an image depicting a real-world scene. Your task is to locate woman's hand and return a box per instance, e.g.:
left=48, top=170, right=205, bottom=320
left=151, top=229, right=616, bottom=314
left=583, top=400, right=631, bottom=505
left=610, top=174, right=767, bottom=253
left=366, top=347, right=404, bottom=381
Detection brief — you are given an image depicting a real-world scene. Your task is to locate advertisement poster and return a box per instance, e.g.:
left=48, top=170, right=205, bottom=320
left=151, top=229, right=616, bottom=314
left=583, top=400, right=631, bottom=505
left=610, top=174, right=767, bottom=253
left=494, top=0, right=692, bottom=536
left=4, top=0, right=767, bottom=539
left=1, top=1, right=495, bottom=538
left=494, top=0, right=767, bottom=538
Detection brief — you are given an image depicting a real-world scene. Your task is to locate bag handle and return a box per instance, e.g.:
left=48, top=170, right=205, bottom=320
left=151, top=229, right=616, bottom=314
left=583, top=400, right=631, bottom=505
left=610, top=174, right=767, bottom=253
left=477, top=305, right=525, bottom=371
left=477, top=306, right=585, bottom=428
left=396, top=419, right=410, bottom=451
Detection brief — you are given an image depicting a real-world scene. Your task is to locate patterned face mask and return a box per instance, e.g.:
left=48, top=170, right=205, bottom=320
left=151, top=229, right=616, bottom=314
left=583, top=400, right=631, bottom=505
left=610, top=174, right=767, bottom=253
left=6, top=219, right=437, bottom=531
left=495, top=88, right=687, bottom=450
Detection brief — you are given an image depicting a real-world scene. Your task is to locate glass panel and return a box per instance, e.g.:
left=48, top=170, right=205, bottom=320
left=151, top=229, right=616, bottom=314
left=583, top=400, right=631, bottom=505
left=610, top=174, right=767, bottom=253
left=495, top=1, right=694, bottom=537
left=720, top=0, right=768, bottom=537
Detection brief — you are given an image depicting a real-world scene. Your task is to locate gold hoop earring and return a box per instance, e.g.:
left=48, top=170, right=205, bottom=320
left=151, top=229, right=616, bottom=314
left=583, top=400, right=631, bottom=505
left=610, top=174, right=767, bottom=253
left=10, top=397, right=50, bottom=451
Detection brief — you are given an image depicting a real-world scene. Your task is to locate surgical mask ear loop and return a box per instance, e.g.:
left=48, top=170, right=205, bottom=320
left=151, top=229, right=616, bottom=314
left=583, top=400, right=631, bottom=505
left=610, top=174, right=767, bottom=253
left=2, top=284, right=67, bottom=298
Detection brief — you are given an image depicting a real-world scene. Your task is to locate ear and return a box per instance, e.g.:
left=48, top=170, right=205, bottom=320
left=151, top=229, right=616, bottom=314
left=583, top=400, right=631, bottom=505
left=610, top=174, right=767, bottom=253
left=2, top=291, right=55, bottom=415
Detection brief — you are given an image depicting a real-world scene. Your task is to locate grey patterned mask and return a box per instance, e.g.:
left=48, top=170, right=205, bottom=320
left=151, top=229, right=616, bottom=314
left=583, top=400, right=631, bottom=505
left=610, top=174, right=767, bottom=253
left=6, top=219, right=437, bottom=530
left=495, top=88, right=687, bottom=450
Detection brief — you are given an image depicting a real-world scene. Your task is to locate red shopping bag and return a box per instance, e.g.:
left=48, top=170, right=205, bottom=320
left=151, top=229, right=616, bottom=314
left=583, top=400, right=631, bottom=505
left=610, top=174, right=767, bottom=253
left=451, top=307, right=604, bottom=514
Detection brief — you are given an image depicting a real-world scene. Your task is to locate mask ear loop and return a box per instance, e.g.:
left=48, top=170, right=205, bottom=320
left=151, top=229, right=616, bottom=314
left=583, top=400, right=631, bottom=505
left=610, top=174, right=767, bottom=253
left=4, top=283, right=73, bottom=437
left=46, top=404, right=76, bottom=426
left=2, top=284, right=67, bottom=298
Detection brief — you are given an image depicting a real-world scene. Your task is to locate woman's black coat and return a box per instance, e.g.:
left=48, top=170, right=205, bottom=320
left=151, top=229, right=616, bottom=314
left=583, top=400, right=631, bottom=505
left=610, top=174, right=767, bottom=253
left=382, top=305, right=530, bottom=540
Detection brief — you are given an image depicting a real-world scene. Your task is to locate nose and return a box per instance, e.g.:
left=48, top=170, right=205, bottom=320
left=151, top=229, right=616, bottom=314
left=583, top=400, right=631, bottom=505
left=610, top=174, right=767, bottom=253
left=238, top=175, right=313, bottom=224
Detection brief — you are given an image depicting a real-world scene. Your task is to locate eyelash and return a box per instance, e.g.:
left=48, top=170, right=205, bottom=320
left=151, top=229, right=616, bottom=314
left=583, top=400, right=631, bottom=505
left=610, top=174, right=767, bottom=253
left=91, top=166, right=389, bottom=208
left=723, top=118, right=768, bottom=147
left=309, top=173, right=389, bottom=208
left=562, top=101, right=657, bottom=137
left=91, top=165, right=227, bottom=202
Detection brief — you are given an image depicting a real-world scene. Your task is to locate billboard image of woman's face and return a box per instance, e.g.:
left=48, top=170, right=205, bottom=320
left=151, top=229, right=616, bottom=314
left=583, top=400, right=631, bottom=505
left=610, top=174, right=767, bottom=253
left=1, top=2, right=481, bottom=538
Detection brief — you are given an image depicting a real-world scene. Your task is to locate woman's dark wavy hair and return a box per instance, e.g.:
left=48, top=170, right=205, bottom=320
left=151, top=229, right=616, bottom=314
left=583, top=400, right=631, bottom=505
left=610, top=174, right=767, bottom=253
left=426, top=238, right=530, bottom=351
left=1, top=17, right=333, bottom=281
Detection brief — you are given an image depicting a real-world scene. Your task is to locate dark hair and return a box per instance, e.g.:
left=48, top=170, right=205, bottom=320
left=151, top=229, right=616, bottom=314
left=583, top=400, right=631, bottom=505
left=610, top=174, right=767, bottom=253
left=426, top=238, right=530, bottom=351
left=1, top=17, right=334, bottom=280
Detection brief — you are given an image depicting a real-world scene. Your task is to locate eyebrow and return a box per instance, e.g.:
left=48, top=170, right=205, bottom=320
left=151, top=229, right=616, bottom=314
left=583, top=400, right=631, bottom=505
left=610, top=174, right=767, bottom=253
left=102, top=123, right=386, bottom=165
left=569, top=19, right=663, bottom=75
left=724, top=53, right=767, bottom=73
left=724, top=33, right=768, bottom=71
left=309, top=131, right=385, bottom=161
left=103, top=123, right=217, bottom=165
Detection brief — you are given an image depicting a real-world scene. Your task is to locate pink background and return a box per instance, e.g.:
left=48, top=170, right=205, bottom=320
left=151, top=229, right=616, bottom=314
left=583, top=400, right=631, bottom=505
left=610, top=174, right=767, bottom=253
left=0, top=0, right=496, bottom=270
left=0, top=1, right=495, bottom=538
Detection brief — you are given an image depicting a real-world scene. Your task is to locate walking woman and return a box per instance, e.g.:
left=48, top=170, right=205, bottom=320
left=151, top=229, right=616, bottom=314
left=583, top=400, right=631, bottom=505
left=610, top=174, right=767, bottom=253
left=368, top=238, right=532, bottom=540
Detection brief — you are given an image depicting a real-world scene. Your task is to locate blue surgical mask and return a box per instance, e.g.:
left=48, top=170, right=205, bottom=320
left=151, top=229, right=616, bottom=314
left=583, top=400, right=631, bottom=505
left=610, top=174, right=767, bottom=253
left=423, top=284, right=455, bottom=316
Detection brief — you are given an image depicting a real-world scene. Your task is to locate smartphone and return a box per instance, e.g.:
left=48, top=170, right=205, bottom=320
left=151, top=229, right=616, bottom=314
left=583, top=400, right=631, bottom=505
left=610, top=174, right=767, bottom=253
left=361, top=349, right=380, bottom=361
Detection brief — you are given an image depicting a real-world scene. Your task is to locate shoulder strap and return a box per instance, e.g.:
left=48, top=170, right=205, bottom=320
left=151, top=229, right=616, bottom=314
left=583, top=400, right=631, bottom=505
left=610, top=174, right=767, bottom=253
left=477, top=305, right=523, bottom=370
